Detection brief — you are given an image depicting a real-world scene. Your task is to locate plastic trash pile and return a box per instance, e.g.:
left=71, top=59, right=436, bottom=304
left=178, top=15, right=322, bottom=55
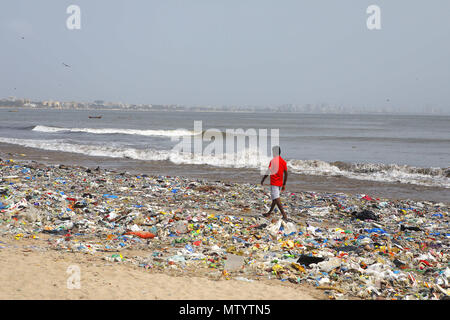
left=0, top=158, right=449, bottom=300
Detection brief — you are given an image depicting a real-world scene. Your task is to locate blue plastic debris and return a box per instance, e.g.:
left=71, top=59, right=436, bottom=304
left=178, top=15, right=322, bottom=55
left=103, top=194, right=118, bottom=199
left=366, top=228, right=387, bottom=234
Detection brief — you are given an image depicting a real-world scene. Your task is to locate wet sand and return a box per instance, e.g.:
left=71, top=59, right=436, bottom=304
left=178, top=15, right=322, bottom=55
left=1, top=142, right=448, bottom=204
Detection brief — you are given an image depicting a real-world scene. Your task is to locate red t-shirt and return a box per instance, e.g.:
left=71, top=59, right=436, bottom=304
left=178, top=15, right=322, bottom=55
left=268, top=156, right=287, bottom=186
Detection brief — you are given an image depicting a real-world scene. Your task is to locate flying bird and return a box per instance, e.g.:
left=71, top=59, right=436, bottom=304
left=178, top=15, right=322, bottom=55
left=62, top=63, right=71, bottom=68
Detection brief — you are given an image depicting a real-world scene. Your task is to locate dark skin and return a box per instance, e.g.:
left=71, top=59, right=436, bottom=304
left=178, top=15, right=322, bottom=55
left=261, top=168, right=288, bottom=220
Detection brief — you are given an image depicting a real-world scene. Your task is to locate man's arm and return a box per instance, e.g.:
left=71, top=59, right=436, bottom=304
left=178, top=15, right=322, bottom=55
left=261, top=174, right=268, bottom=185
left=281, top=170, right=288, bottom=191
left=261, top=162, right=271, bottom=185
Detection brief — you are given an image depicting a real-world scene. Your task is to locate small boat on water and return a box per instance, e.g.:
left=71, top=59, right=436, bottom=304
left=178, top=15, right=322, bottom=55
left=88, top=116, right=102, bottom=119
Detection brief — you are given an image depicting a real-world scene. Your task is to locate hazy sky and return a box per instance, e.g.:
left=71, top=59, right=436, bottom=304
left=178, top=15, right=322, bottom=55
left=1, top=1, right=450, bottom=112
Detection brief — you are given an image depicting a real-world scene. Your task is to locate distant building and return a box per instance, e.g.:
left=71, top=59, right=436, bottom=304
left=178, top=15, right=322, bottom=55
left=43, top=100, right=61, bottom=108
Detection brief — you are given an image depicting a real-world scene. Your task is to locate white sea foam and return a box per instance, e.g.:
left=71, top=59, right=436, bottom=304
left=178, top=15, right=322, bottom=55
left=288, top=159, right=450, bottom=188
left=0, top=137, right=270, bottom=169
left=168, top=147, right=272, bottom=169
left=32, top=125, right=195, bottom=137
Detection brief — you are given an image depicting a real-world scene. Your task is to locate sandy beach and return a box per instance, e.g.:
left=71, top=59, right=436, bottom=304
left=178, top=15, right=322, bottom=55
left=0, top=236, right=325, bottom=300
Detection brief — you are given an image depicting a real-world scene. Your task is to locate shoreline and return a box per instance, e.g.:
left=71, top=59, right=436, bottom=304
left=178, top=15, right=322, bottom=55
left=1, top=142, right=449, bottom=204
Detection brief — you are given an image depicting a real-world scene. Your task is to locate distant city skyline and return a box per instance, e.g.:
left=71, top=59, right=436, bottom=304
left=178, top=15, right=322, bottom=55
left=2, top=95, right=448, bottom=115
left=1, top=1, right=450, bottom=113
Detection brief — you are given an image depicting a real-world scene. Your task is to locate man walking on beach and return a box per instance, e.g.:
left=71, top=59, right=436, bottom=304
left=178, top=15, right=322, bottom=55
left=261, top=146, right=288, bottom=220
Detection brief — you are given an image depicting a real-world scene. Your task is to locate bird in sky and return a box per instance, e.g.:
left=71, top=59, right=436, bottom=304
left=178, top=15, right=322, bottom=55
left=62, top=63, right=71, bottom=68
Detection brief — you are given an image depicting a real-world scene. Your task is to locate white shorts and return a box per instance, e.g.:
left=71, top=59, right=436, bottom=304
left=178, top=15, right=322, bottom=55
left=270, top=185, right=281, bottom=200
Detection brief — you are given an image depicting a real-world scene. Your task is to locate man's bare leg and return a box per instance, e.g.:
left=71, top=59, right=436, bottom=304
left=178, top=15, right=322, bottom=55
left=263, top=200, right=277, bottom=217
left=275, top=198, right=288, bottom=220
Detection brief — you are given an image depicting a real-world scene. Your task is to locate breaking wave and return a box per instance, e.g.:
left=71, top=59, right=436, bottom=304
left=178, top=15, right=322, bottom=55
left=32, top=125, right=195, bottom=137
left=0, top=137, right=448, bottom=188
left=288, top=159, right=450, bottom=188
left=0, top=137, right=270, bottom=169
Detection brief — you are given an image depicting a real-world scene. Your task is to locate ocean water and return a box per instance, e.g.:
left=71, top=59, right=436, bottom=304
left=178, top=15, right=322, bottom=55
left=0, top=108, right=449, bottom=189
